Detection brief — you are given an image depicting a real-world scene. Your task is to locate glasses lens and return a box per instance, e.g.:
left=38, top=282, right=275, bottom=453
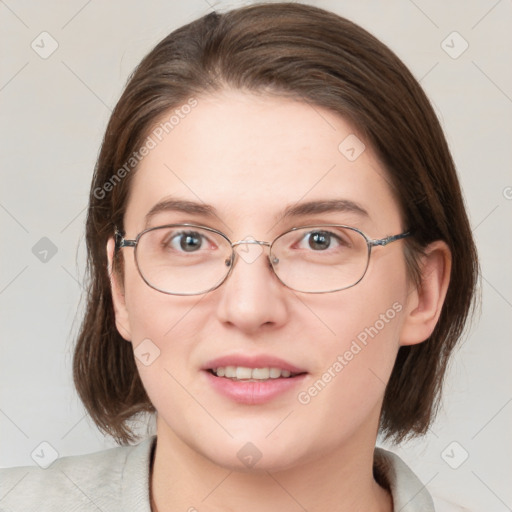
left=135, top=226, right=232, bottom=295
left=270, top=226, right=369, bottom=293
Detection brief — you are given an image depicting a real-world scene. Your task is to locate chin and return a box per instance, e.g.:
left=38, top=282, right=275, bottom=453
left=195, top=434, right=310, bottom=473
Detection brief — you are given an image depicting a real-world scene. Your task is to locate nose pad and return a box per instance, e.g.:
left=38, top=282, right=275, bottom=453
left=214, top=241, right=289, bottom=331
left=270, top=255, right=280, bottom=266
left=223, top=240, right=279, bottom=286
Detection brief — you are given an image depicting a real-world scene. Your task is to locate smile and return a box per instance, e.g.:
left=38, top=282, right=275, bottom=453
left=209, top=366, right=303, bottom=380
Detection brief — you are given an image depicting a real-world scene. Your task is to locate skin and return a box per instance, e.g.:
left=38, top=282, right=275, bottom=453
left=107, top=89, right=451, bottom=512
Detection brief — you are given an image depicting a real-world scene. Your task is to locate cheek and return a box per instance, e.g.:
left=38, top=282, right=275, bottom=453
left=313, top=256, right=406, bottom=357
left=300, top=257, right=406, bottom=414
left=123, top=261, right=199, bottom=342
left=122, top=266, right=207, bottom=398
left=292, top=295, right=403, bottom=446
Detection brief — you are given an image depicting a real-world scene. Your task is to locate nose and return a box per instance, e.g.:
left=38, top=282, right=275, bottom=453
left=214, top=241, right=289, bottom=334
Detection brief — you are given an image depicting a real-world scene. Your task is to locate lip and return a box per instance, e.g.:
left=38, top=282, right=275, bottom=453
left=202, top=354, right=308, bottom=405
left=202, top=354, right=307, bottom=374
left=203, top=370, right=307, bottom=405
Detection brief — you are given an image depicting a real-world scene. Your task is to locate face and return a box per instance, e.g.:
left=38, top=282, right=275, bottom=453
left=109, top=89, right=415, bottom=471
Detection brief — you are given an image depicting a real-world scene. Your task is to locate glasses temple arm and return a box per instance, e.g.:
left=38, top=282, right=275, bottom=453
left=370, top=231, right=412, bottom=247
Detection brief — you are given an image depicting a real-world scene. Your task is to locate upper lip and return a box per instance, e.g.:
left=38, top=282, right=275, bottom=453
left=202, top=354, right=307, bottom=374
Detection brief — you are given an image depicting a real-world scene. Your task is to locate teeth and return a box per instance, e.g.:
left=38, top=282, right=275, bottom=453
left=252, top=368, right=270, bottom=379
left=269, top=368, right=281, bottom=378
left=236, top=367, right=252, bottom=379
left=225, top=366, right=236, bottom=378
left=212, top=366, right=298, bottom=380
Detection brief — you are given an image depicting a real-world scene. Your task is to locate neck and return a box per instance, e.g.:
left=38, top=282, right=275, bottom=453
left=150, top=422, right=392, bottom=512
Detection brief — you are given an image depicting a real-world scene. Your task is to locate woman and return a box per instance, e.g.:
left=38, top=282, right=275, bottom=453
left=0, top=3, right=478, bottom=511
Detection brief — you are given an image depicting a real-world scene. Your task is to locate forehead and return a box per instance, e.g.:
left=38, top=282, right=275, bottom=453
left=124, top=90, right=401, bottom=236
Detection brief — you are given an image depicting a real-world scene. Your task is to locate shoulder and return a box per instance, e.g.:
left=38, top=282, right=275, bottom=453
left=374, top=447, right=435, bottom=511
left=374, top=447, right=470, bottom=512
left=432, top=496, right=474, bottom=512
left=0, top=436, right=155, bottom=512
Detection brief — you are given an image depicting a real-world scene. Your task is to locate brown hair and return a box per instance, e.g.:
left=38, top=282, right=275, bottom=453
left=73, top=2, right=479, bottom=444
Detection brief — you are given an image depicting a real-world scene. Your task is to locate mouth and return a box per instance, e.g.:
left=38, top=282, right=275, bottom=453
left=202, top=356, right=308, bottom=404
left=207, top=366, right=306, bottom=381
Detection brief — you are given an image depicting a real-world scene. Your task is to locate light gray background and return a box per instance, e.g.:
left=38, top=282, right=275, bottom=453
left=1, top=0, right=511, bottom=510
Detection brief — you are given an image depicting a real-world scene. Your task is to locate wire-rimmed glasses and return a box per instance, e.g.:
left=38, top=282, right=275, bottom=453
left=114, top=223, right=411, bottom=295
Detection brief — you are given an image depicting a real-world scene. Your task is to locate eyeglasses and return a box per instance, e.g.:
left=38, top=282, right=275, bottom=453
left=114, top=224, right=411, bottom=295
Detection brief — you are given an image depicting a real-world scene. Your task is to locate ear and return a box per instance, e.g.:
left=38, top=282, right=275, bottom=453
left=399, top=240, right=452, bottom=346
left=106, top=237, right=132, bottom=342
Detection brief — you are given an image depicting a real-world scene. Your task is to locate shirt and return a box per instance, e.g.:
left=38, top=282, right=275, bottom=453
left=0, top=436, right=459, bottom=511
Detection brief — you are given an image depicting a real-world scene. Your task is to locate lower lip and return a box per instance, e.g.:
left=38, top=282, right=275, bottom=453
left=203, top=370, right=307, bottom=405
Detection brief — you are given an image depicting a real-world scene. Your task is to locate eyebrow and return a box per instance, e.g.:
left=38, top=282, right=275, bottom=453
left=144, top=196, right=369, bottom=228
left=280, top=199, right=369, bottom=220
left=144, top=198, right=217, bottom=229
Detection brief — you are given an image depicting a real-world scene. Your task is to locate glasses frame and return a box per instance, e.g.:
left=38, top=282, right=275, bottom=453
left=114, top=223, right=411, bottom=295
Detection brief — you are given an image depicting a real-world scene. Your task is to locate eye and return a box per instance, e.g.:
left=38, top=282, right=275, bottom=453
left=164, top=230, right=210, bottom=252
left=297, top=230, right=349, bottom=251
